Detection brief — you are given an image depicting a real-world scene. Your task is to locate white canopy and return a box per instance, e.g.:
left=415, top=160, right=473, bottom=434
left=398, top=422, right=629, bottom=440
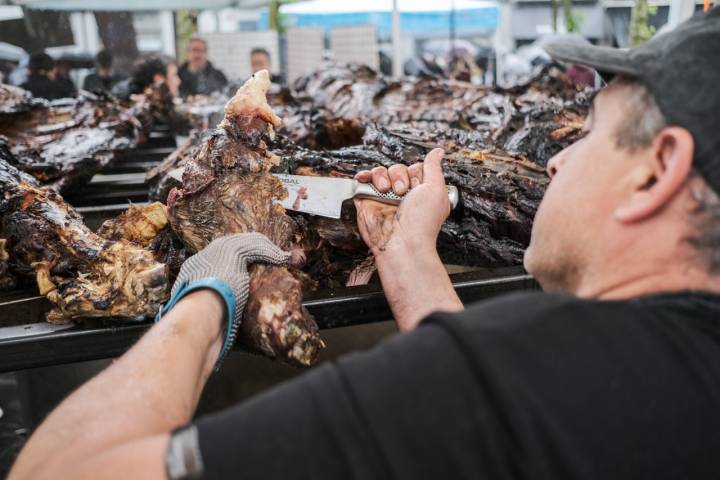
left=281, top=0, right=498, bottom=14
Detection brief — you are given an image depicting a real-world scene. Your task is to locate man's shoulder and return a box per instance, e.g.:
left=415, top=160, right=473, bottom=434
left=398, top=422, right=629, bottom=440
left=428, top=291, right=603, bottom=330
left=422, top=291, right=657, bottom=357
left=423, top=290, right=720, bottom=372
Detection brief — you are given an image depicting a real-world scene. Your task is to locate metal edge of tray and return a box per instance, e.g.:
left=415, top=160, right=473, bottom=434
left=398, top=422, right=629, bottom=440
left=0, top=267, right=537, bottom=372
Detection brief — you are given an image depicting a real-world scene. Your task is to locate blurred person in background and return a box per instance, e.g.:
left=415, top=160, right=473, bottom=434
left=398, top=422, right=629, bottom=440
left=20, top=52, right=74, bottom=100
left=0, top=60, right=15, bottom=84
left=112, top=55, right=181, bottom=100
left=53, top=58, right=77, bottom=98
left=250, top=47, right=284, bottom=84
left=178, top=37, right=227, bottom=97
left=83, top=50, right=125, bottom=94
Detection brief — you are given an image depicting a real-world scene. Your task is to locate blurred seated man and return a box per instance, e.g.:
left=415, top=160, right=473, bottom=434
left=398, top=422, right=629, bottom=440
left=21, top=52, right=75, bottom=100
left=112, top=55, right=181, bottom=100
left=250, top=47, right=284, bottom=84
left=178, top=37, right=227, bottom=97
left=0, top=61, right=12, bottom=84
left=83, top=50, right=125, bottom=94
left=53, top=58, right=78, bottom=98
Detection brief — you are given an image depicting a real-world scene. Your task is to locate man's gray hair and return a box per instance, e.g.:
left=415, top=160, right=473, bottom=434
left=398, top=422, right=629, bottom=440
left=613, top=76, right=720, bottom=272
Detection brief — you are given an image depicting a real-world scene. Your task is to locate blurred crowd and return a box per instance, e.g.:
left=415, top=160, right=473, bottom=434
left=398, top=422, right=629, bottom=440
left=0, top=37, right=281, bottom=101
left=0, top=34, right=596, bottom=102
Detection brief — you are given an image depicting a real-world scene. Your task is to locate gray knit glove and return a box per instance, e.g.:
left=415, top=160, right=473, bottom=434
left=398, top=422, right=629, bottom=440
left=157, top=233, right=291, bottom=369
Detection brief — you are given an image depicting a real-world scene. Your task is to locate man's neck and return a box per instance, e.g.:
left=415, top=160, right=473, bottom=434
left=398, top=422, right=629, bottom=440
left=574, top=263, right=720, bottom=300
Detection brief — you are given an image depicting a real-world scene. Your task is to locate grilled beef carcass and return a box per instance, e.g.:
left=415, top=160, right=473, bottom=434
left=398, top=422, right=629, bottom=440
left=166, top=71, right=324, bottom=367
left=0, top=158, right=169, bottom=322
left=152, top=64, right=587, bottom=288
left=277, top=63, right=588, bottom=166
left=0, top=84, right=46, bottom=115
left=0, top=88, right=143, bottom=193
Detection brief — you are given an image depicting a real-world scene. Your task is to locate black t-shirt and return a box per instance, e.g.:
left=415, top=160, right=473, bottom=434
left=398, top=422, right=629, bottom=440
left=195, top=291, right=720, bottom=479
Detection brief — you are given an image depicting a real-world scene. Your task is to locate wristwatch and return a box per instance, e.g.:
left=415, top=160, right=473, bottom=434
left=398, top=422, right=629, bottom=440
left=166, top=424, right=204, bottom=480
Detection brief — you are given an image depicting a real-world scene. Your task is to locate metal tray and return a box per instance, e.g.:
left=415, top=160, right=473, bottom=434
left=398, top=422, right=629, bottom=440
left=0, top=267, right=537, bottom=372
left=63, top=145, right=174, bottom=208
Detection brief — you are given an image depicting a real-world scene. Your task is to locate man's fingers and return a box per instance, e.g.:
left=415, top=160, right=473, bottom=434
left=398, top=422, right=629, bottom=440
left=422, top=148, right=446, bottom=186
left=408, top=163, right=423, bottom=188
left=354, top=170, right=373, bottom=182
left=371, top=166, right=391, bottom=192
left=388, top=164, right=410, bottom=195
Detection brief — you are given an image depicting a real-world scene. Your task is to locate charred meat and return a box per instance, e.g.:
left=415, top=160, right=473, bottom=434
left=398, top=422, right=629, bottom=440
left=0, top=88, right=143, bottom=192
left=153, top=64, right=589, bottom=286
left=167, top=71, right=323, bottom=366
left=0, top=158, right=169, bottom=322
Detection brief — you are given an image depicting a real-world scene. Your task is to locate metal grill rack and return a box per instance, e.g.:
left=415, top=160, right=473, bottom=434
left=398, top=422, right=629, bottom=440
left=0, top=267, right=536, bottom=372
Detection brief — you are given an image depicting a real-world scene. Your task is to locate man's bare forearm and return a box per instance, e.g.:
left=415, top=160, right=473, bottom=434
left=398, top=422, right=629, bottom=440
left=9, top=290, right=224, bottom=480
left=374, top=240, right=463, bottom=331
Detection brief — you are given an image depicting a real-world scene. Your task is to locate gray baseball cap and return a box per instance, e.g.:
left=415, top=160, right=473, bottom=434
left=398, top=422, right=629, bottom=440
left=544, top=7, right=720, bottom=193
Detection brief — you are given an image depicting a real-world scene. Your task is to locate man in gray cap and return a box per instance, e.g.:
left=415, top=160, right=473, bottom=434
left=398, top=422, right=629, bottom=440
left=9, top=8, right=720, bottom=480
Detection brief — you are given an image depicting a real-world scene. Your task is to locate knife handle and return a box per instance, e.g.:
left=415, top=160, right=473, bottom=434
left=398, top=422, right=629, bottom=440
left=355, top=183, right=459, bottom=210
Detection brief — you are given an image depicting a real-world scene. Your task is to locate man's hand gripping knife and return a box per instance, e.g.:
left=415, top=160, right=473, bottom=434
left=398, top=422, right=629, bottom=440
left=157, top=233, right=292, bottom=370
left=353, top=148, right=464, bottom=331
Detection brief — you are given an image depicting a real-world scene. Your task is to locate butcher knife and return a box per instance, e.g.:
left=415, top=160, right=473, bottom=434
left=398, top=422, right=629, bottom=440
left=166, top=168, right=459, bottom=219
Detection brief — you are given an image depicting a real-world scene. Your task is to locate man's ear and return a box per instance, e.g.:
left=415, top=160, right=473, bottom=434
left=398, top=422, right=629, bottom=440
left=615, top=127, right=694, bottom=223
left=153, top=73, right=165, bottom=85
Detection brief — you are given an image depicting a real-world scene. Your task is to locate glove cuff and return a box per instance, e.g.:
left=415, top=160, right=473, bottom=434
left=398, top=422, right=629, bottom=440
left=156, top=277, right=238, bottom=371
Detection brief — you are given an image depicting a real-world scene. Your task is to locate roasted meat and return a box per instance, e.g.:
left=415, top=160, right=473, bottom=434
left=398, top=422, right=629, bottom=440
left=0, top=158, right=169, bottom=322
left=274, top=63, right=589, bottom=166
left=0, top=84, right=46, bottom=115
left=151, top=64, right=588, bottom=286
left=167, top=71, right=323, bottom=366
left=275, top=127, right=549, bottom=272
left=0, top=82, right=191, bottom=193
left=0, top=88, right=143, bottom=192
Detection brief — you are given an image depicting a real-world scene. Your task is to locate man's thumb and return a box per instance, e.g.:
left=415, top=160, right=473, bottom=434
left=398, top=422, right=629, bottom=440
left=423, top=148, right=446, bottom=186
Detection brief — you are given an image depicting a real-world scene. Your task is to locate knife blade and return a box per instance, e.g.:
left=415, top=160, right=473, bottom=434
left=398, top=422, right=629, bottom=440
left=166, top=168, right=459, bottom=219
